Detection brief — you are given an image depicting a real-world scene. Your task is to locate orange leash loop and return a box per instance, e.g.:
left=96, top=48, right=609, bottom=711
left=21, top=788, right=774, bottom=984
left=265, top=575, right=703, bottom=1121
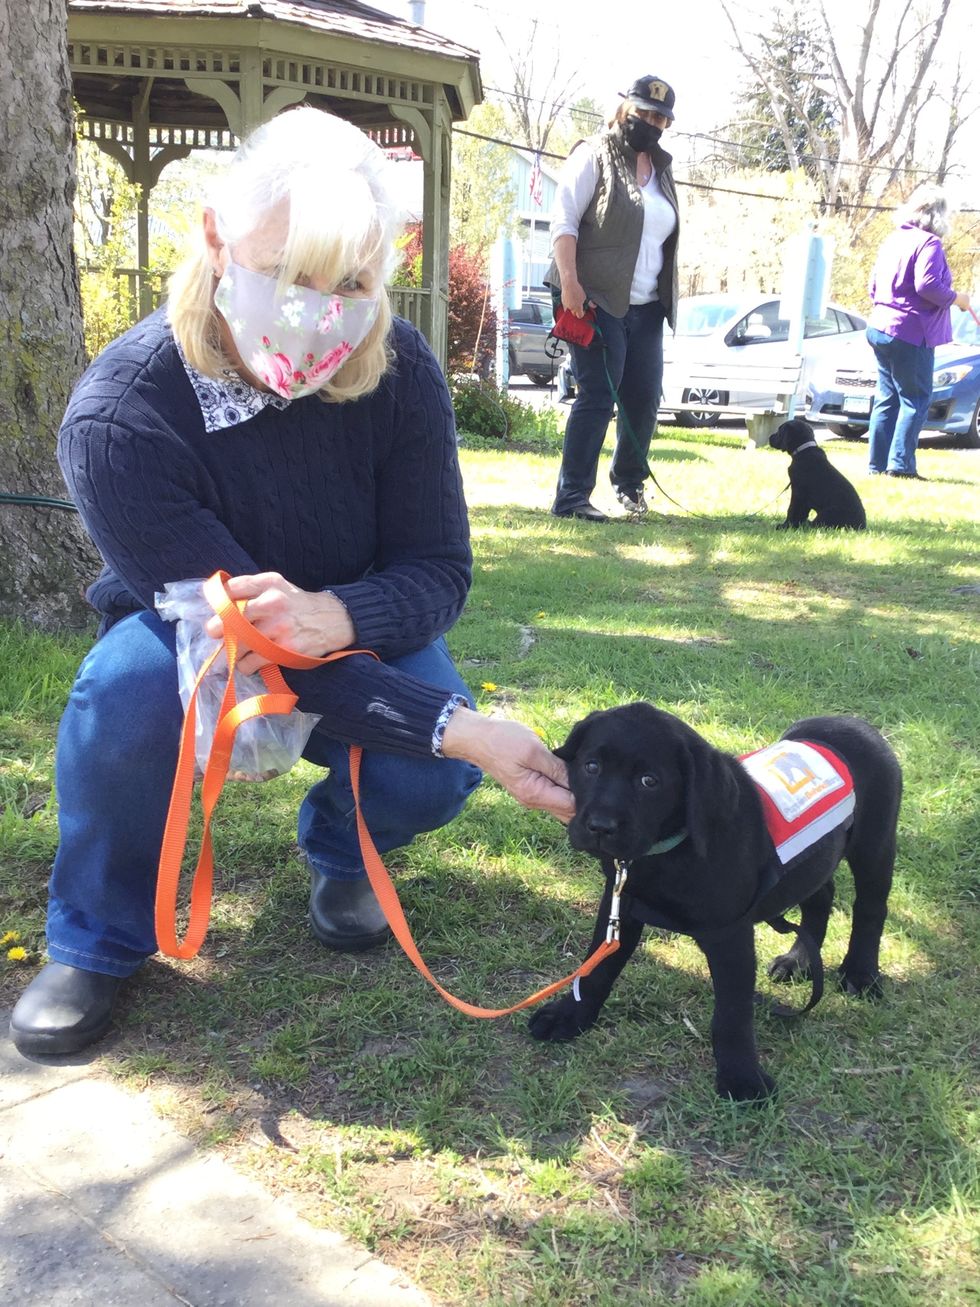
left=156, top=570, right=620, bottom=1012
left=348, top=746, right=620, bottom=1017
left=155, top=571, right=375, bottom=958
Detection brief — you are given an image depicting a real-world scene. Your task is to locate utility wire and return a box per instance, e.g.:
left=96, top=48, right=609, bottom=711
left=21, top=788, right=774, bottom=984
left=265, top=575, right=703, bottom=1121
left=452, top=125, right=980, bottom=214
left=481, top=86, right=964, bottom=177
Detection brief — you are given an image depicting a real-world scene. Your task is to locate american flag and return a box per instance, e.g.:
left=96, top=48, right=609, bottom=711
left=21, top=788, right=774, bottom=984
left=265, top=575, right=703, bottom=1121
left=529, top=153, right=543, bottom=208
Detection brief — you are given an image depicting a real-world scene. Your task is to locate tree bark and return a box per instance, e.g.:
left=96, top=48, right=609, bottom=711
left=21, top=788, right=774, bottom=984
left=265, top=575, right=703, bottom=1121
left=0, top=0, right=100, bottom=630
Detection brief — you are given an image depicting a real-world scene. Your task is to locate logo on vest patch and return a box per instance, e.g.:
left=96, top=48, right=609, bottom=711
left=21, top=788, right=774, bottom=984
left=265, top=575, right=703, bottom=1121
left=740, top=741, right=855, bottom=864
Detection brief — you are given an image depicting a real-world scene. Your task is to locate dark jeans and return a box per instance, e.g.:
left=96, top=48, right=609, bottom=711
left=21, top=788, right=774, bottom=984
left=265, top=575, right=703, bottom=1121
left=46, top=610, right=481, bottom=976
left=552, top=300, right=666, bottom=514
left=866, top=326, right=934, bottom=475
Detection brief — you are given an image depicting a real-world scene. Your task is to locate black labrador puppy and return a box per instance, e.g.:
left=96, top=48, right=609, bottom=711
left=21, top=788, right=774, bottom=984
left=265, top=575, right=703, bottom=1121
left=770, top=417, right=867, bottom=529
left=530, top=704, right=901, bottom=1101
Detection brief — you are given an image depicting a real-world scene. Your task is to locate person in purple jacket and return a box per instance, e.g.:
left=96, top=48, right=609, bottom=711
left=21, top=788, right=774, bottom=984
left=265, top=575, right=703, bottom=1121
left=866, top=186, right=972, bottom=478
left=10, top=108, right=574, bottom=1059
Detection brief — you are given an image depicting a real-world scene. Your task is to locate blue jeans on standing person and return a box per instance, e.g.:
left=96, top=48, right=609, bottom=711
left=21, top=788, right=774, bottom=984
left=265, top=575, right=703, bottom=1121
left=866, top=326, right=935, bottom=475
left=45, top=610, right=481, bottom=977
left=552, top=300, right=666, bottom=514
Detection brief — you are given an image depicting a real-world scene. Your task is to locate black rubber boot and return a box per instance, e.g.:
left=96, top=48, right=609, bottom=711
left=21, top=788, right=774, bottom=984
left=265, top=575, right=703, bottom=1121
left=9, top=962, right=123, bottom=1057
left=309, top=874, right=392, bottom=952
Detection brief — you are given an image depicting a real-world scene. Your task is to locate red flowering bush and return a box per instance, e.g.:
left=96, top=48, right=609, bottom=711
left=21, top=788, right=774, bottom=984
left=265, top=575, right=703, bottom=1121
left=391, top=223, right=496, bottom=375
left=446, top=244, right=496, bottom=375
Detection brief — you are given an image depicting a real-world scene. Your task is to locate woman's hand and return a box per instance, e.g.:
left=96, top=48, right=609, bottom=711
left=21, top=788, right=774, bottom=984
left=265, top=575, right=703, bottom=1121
left=561, top=277, right=589, bottom=318
left=205, top=571, right=355, bottom=675
left=441, top=707, right=575, bottom=823
left=953, top=290, right=972, bottom=311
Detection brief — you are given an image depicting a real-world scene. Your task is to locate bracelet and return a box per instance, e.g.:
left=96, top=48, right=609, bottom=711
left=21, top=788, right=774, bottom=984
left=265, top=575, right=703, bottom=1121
left=431, top=693, right=468, bottom=757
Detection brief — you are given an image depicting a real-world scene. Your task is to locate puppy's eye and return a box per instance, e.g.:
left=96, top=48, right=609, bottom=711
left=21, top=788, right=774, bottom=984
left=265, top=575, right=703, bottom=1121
left=639, top=774, right=659, bottom=789
left=583, top=759, right=600, bottom=776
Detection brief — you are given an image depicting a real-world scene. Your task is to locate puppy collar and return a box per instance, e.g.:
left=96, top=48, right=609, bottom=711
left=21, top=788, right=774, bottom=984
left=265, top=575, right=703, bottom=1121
left=791, top=441, right=819, bottom=455
left=642, top=828, right=688, bottom=855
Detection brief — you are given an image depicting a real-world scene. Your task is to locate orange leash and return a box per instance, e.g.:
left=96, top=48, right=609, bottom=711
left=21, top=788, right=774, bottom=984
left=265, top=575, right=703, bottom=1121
left=155, top=570, right=621, bottom=1013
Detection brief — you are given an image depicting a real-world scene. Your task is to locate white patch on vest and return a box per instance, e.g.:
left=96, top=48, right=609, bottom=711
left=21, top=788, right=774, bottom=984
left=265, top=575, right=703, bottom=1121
left=742, top=742, right=843, bottom=821
left=771, top=796, right=856, bottom=863
left=741, top=740, right=856, bottom=864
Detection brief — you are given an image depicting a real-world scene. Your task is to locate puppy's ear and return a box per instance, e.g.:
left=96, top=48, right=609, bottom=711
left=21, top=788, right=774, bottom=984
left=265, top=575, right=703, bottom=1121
left=679, top=737, right=741, bottom=859
left=553, top=713, right=597, bottom=761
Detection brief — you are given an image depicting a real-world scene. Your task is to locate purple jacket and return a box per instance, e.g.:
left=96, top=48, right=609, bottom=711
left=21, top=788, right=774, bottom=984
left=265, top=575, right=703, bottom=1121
left=868, top=223, right=956, bottom=348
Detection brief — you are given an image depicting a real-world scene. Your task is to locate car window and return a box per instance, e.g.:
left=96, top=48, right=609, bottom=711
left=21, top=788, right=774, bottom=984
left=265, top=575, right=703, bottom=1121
left=535, top=299, right=555, bottom=329
left=804, top=311, right=843, bottom=338
left=832, top=309, right=865, bottom=333
left=675, top=299, right=742, bottom=335
left=509, top=305, right=534, bottom=324
left=730, top=301, right=789, bottom=345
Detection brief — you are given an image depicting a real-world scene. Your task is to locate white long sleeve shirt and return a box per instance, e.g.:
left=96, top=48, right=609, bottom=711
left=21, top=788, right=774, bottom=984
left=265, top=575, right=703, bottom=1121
left=550, top=143, right=677, bottom=306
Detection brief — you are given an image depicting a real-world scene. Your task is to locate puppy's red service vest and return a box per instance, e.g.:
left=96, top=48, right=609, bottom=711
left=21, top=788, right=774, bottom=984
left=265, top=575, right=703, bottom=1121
left=739, top=740, right=855, bottom=864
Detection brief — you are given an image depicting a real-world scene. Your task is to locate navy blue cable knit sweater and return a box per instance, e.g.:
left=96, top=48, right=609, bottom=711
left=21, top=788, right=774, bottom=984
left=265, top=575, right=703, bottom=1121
left=57, top=310, right=472, bottom=757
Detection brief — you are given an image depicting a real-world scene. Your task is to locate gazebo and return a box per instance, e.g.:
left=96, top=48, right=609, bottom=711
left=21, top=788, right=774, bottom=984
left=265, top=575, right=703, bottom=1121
left=66, top=0, right=483, bottom=366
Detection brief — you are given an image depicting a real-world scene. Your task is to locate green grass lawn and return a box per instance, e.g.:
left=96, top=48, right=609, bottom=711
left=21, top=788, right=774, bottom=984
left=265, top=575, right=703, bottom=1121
left=2, top=426, right=978, bottom=1306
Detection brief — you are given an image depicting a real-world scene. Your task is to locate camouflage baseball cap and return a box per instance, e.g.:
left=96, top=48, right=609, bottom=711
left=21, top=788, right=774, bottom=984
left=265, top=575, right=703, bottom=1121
left=622, top=75, right=676, bottom=121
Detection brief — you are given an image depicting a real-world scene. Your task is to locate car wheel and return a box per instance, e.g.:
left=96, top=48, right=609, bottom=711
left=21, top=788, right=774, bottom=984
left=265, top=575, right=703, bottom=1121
left=527, top=370, right=554, bottom=387
left=676, top=387, right=726, bottom=427
left=826, top=422, right=869, bottom=439
left=958, top=399, right=980, bottom=449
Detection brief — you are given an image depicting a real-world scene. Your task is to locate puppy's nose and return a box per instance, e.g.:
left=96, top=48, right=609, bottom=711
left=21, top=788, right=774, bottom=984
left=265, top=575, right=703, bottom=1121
left=586, top=813, right=620, bottom=838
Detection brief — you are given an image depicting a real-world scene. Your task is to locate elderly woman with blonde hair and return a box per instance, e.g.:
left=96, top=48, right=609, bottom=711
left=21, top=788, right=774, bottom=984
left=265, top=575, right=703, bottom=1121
left=11, top=107, right=573, bottom=1059
left=866, top=185, right=972, bottom=479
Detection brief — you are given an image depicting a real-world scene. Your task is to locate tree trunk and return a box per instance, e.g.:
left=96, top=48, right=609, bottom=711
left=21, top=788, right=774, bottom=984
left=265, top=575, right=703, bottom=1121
left=0, top=0, right=100, bottom=630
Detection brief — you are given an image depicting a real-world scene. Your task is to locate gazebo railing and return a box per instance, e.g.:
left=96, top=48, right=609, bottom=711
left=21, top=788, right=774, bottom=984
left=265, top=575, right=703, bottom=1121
left=387, top=287, right=430, bottom=330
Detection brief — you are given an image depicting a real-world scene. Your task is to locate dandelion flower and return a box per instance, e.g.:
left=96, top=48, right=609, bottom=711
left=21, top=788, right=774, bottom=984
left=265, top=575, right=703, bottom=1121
left=480, top=681, right=498, bottom=693
left=1, top=931, right=20, bottom=946
left=536, top=611, right=546, bottom=619
left=6, top=946, right=28, bottom=962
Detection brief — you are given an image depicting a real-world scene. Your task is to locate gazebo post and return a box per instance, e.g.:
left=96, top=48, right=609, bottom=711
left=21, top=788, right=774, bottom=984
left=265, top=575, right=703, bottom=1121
left=132, top=81, right=154, bottom=319
left=391, top=98, right=452, bottom=366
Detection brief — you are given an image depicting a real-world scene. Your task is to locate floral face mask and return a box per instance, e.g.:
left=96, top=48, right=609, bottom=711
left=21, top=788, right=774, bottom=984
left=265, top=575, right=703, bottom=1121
left=214, top=261, right=380, bottom=399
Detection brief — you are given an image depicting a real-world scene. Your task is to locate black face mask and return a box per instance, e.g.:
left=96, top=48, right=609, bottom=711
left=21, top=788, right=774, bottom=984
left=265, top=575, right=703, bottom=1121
left=622, top=115, right=663, bottom=154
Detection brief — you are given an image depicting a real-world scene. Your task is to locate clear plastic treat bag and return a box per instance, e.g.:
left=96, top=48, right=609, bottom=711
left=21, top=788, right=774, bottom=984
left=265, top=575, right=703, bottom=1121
left=156, top=579, right=321, bottom=781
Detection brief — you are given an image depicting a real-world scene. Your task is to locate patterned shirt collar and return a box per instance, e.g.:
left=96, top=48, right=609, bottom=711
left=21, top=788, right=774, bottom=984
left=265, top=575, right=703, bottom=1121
left=175, top=338, right=291, bottom=433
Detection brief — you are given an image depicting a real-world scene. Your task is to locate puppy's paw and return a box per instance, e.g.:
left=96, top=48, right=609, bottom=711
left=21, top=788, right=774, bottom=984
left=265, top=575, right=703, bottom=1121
left=528, top=996, right=600, bottom=1042
left=716, top=1065, right=777, bottom=1102
left=837, top=964, right=884, bottom=999
left=768, top=951, right=811, bottom=983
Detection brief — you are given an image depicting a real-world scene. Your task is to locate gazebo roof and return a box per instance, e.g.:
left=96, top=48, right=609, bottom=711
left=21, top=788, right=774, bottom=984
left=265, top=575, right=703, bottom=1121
left=68, top=0, right=483, bottom=140
left=68, top=0, right=480, bottom=63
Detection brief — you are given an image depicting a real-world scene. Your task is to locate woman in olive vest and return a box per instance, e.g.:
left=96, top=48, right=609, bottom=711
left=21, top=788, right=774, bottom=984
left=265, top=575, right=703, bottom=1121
left=546, top=75, right=680, bottom=521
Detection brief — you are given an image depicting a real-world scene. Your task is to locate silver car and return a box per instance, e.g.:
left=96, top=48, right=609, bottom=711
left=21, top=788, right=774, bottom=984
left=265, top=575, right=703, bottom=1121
left=660, top=294, right=868, bottom=427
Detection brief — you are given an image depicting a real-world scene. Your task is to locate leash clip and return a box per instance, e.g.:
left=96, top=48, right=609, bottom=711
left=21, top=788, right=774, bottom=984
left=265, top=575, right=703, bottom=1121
left=606, top=860, right=629, bottom=943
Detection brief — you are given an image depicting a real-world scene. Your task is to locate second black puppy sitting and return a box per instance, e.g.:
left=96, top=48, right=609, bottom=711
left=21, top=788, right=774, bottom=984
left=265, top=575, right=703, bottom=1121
left=770, top=417, right=867, bottom=530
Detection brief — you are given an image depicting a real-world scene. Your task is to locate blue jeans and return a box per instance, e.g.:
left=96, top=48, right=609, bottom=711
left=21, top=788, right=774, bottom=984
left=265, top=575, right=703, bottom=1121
left=46, top=610, right=481, bottom=977
left=866, top=327, right=934, bottom=474
left=553, top=300, right=666, bottom=514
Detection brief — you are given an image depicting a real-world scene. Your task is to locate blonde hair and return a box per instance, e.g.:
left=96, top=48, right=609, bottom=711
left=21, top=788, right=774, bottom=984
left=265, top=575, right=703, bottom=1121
left=896, top=184, right=950, bottom=239
left=168, top=107, right=403, bottom=403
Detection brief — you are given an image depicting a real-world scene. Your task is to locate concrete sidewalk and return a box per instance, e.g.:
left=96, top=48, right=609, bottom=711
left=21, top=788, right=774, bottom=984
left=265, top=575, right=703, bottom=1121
left=0, top=1014, right=430, bottom=1306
